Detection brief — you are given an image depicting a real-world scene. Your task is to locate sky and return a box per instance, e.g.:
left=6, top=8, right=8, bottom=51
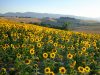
left=0, top=0, right=100, bottom=18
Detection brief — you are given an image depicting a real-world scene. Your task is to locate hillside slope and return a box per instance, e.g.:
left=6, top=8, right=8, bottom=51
left=0, top=19, right=100, bottom=75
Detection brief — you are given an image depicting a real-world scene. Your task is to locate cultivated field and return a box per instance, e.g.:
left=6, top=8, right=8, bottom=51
left=73, top=25, right=100, bottom=34
left=0, top=18, right=100, bottom=75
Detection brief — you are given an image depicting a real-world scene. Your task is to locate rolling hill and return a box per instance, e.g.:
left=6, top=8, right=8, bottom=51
left=0, top=12, right=99, bottom=21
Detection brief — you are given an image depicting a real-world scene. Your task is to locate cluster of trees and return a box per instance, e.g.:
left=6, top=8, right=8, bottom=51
left=29, top=17, right=74, bottom=30
left=30, top=21, right=72, bottom=30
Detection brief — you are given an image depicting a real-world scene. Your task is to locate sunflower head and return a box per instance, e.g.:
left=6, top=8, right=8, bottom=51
left=67, top=53, right=73, bottom=59
left=52, top=49, right=57, bottom=53
left=53, top=43, right=58, bottom=47
left=44, top=67, right=51, bottom=73
left=35, top=38, right=39, bottom=42
left=25, top=59, right=31, bottom=65
left=49, top=40, right=53, bottom=44
left=78, top=51, right=83, bottom=56
left=9, top=68, right=15, bottom=71
left=30, top=48, right=35, bottom=55
left=84, top=66, right=90, bottom=73
left=85, top=52, right=88, bottom=56
left=50, top=53, right=56, bottom=59
left=16, top=53, right=21, bottom=58
left=49, top=71, right=55, bottom=75
left=59, top=67, right=66, bottom=74
left=1, top=68, right=6, bottom=72
left=65, top=39, right=69, bottom=42
left=43, top=53, right=48, bottom=59
left=93, top=42, right=96, bottom=47
left=37, top=43, right=42, bottom=48
left=70, top=61, right=76, bottom=68
left=82, top=47, right=86, bottom=52
left=34, top=64, right=38, bottom=68
left=60, top=45, right=65, bottom=49
left=78, top=66, right=85, bottom=73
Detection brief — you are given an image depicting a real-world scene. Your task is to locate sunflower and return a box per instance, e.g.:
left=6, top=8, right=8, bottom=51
left=35, top=38, right=39, bottom=42
left=84, top=41, right=90, bottom=48
left=53, top=43, right=58, bottom=47
left=9, top=68, right=15, bottom=71
left=2, top=46, right=6, bottom=50
left=67, top=53, right=73, bottom=59
left=4, top=34, right=8, bottom=38
left=78, top=51, right=83, bottom=56
left=70, top=61, right=76, bottom=68
left=34, top=64, right=38, bottom=68
left=70, top=45, right=75, bottom=50
left=38, top=38, right=41, bottom=42
left=93, top=42, right=96, bottom=47
left=65, top=38, right=69, bottom=42
left=16, top=53, right=21, bottom=58
left=29, top=48, right=35, bottom=55
left=67, top=47, right=70, bottom=50
left=59, top=67, right=66, bottom=74
left=43, top=53, right=48, bottom=59
left=11, top=44, right=15, bottom=49
left=75, top=43, right=79, bottom=47
left=48, top=35, right=52, bottom=39
left=1, top=68, right=6, bottom=72
left=87, top=44, right=90, bottom=48
left=84, top=66, right=90, bottom=73
left=21, top=44, right=26, bottom=48
left=41, top=42, right=44, bottom=45
left=78, top=66, right=85, bottom=73
left=5, top=44, right=9, bottom=48
left=82, top=47, right=86, bottom=52
left=50, top=53, right=56, bottom=59
left=52, top=49, right=57, bottom=53
left=84, top=52, right=88, bottom=56
left=49, top=40, right=53, bottom=44
left=60, top=45, right=65, bottom=49
left=49, top=71, right=55, bottom=75
left=30, top=38, right=34, bottom=42
left=37, top=43, right=42, bottom=48
left=25, top=59, right=31, bottom=65
left=61, top=37, right=65, bottom=41
left=44, top=67, right=51, bottom=73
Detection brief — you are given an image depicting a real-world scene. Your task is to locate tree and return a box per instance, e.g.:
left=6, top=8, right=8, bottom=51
left=63, top=22, right=72, bottom=30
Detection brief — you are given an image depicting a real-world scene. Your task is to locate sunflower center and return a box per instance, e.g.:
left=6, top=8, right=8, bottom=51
left=46, top=69, right=49, bottom=72
left=80, top=68, right=83, bottom=71
left=25, top=60, right=29, bottom=63
left=61, top=69, right=64, bottom=72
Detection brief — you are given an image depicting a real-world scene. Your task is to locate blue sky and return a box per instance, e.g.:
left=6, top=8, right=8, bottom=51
left=0, top=0, right=100, bottom=18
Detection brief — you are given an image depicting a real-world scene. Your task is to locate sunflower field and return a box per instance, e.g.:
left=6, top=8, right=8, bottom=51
left=0, top=18, right=100, bottom=75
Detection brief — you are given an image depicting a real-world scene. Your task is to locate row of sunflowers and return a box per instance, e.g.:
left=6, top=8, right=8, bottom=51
left=0, top=18, right=100, bottom=75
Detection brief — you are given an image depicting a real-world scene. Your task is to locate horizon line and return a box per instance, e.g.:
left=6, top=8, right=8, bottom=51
left=0, top=11, right=97, bottom=19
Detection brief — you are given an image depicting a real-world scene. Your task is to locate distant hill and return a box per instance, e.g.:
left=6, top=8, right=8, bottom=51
left=0, top=12, right=99, bottom=21
left=0, top=12, right=67, bottom=18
